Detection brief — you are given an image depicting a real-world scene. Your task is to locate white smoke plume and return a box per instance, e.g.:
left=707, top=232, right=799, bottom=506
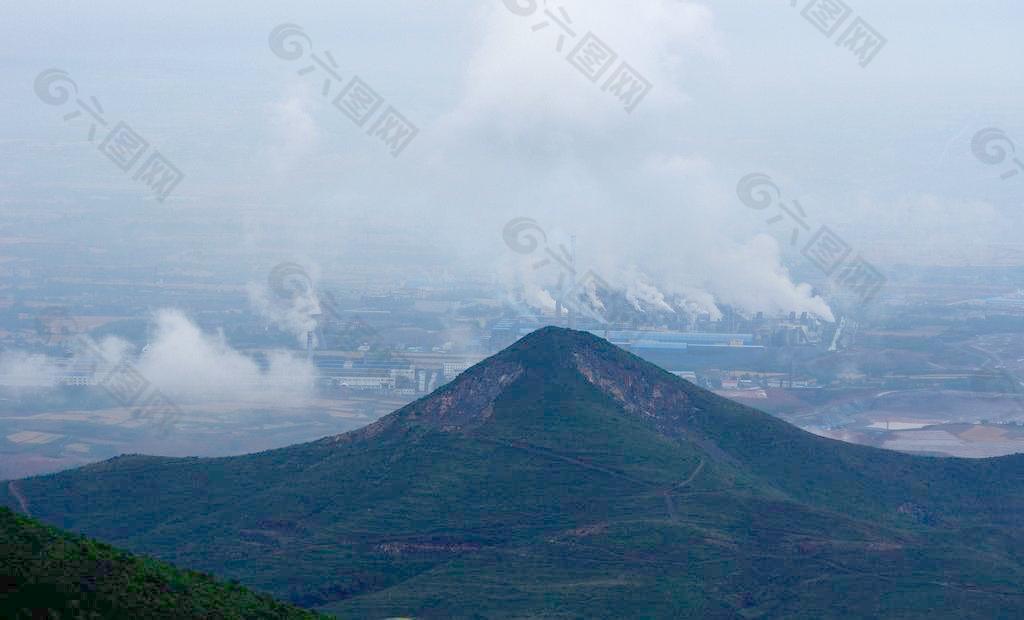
left=248, top=262, right=323, bottom=347
left=498, top=257, right=558, bottom=312
left=499, top=219, right=835, bottom=323
left=435, top=0, right=835, bottom=323
left=0, top=310, right=316, bottom=405
left=671, top=286, right=723, bottom=322
left=133, top=309, right=316, bottom=404
left=619, top=267, right=676, bottom=314
left=258, top=84, right=321, bottom=181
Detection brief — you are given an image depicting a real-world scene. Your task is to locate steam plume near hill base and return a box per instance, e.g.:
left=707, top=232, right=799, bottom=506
left=0, top=310, right=316, bottom=406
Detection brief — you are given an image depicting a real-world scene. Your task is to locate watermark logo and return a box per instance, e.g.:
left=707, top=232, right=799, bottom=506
left=268, top=23, right=312, bottom=61
left=971, top=127, right=1024, bottom=181
left=737, top=173, right=886, bottom=305
left=268, top=24, right=419, bottom=157
left=27, top=307, right=181, bottom=436
left=501, top=217, right=610, bottom=324
left=74, top=338, right=180, bottom=437
left=33, top=68, right=184, bottom=201
left=265, top=263, right=383, bottom=350
left=503, top=216, right=548, bottom=254
left=787, top=0, right=887, bottom=68
left=500, top=1, right=652, bottom=113
left=33, top=306, right=82, bottom=347
left=27, top=307, right=183, bottom=434
left=269, top=262, right=315, bottom=301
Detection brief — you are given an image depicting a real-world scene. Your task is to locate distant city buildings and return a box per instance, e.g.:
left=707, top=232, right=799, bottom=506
left=443, top=361, right=472, bottom=381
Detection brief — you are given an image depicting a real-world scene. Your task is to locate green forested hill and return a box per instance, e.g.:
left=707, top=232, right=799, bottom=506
left=2, top=327, right=1023, bottom=618
left=0, top=507, right=327, bottom=619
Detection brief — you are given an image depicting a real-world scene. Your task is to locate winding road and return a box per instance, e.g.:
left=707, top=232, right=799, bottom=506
left=663, top=458, right=705, bottom=522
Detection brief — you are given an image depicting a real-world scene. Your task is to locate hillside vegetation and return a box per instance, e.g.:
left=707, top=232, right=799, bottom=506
left=3, top=328, right=1023, bottom=618
left=0, top=507, right=326, bottom=619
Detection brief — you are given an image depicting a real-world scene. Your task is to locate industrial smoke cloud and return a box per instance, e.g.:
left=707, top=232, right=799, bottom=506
left=433, top=0, right=834, bottom=321
left=0, top=310, right=316, bottom=405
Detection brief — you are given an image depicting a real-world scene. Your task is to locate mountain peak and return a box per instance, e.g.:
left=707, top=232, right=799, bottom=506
left=7, top=327, right=1024, bottom=618
left=498, top=325, right=693, bottom=413
left=504, top=325, right=660, bottom=367
left=506, top=325, right=603, bottom=348
left=495, top=326, right=611, bottom=365
left=328, top=326, right=694, bottom=444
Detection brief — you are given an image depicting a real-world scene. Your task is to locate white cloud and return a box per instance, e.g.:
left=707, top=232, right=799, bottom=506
left=454, top=0, right=719, bottom=134
left=0, top=311, right=316, bottom=406
left=431, top=0, right=834, bottom=321
left=134, top=309, right=316, bottom=404
left=247, top=262, right=323, bottom=347
left=0, top=351, right=58, bottom=388
left=258, top=83, right=321, bottom=180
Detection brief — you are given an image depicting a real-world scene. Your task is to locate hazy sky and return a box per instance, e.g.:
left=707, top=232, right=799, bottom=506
left=2, top=0, right=1023, bottom=318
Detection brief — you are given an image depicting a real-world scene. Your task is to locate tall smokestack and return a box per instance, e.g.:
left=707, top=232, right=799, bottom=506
left=306, top=330, right=313, bottom=357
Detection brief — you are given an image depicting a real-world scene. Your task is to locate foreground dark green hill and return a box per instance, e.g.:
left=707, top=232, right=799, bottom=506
left=3, top=327, right=1024, bottom=618
left=0, top=507, right=326, bottom=619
